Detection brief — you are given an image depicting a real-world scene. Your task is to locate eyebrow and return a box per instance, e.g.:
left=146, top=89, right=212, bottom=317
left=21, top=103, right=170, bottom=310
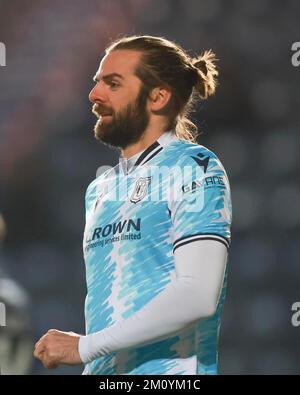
left=93, top=72, right=124, bottom=83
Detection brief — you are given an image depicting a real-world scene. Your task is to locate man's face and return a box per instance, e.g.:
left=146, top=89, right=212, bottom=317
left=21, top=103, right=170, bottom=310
left=89, top=50, right=149, bottom=149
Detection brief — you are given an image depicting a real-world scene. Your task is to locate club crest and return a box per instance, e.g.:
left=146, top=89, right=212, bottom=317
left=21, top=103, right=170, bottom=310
left=130, top=177, right=152, bottom=203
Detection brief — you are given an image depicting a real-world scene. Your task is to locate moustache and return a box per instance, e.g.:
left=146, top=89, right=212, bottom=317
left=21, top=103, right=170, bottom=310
left=92, top=104, right=114, bottom=118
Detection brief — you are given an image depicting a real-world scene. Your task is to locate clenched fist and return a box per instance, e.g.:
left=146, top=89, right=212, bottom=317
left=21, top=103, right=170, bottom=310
left=34, top=329, right=82, bottom=369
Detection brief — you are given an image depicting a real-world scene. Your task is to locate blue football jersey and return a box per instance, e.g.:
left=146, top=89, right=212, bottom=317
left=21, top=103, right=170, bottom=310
left=82, top=131, right=232, bottom=375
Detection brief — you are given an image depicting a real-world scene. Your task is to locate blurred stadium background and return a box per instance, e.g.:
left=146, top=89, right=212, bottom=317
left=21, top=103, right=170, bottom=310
left=0, top=0, right=300, bottom=375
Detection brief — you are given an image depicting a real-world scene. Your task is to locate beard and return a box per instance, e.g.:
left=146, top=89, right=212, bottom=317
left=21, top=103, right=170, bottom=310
left=92, top=86, right=149, bottom=149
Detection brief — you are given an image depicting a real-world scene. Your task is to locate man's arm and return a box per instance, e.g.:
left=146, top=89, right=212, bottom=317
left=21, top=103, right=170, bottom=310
left=78, top=239, right=227, bottom=363
left=34, top=239, right=227, bottom=367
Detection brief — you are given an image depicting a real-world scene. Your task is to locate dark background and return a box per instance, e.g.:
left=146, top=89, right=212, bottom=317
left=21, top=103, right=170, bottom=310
left=0, top=0, right=300, bottom=374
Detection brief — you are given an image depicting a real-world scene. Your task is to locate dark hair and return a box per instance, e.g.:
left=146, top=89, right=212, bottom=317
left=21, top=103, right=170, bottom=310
left=106, top=35, right=218, bottom=142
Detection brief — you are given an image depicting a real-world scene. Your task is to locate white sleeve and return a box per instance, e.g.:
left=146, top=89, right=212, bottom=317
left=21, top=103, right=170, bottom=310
left=78, top=240, right=227, bottom=364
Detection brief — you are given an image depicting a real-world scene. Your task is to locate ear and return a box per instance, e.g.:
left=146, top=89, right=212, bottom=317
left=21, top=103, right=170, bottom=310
left=148, top=87, right=172, bottom=112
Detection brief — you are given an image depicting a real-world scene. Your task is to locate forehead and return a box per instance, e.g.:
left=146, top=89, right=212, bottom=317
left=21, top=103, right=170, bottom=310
left=96, top=50, right=142, bottom=78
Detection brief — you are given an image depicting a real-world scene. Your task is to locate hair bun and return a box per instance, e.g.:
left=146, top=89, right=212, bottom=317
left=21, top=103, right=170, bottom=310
left=191, top=50, right=218, bottom=99
left=192, top=59, right=208, bottom=76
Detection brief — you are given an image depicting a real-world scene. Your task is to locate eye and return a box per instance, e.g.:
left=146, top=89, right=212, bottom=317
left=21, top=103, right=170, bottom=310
left=109, top=81, right=120, bottom=90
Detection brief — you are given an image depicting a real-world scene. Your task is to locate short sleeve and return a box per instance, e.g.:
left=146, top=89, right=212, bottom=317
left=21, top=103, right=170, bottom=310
left=167, top=146, right=232, bottom=253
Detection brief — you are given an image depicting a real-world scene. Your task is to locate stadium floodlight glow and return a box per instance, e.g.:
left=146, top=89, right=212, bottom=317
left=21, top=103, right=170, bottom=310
left=0, top=302, right=6, bottom=326
left=0, top=42, right=6, bottom=67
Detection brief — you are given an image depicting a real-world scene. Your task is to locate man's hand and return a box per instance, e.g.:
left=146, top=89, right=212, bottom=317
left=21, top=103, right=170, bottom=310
left=34, top=329, right=82, bottom=369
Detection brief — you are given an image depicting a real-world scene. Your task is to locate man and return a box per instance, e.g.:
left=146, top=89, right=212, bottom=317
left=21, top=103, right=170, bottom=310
left=34, top=35, right=232, bottom=375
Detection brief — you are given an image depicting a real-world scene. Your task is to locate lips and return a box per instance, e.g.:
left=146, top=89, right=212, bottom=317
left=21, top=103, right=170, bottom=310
left=92, top=104, right=112, bottom=117
left=95, top=110, right=112, bottom=117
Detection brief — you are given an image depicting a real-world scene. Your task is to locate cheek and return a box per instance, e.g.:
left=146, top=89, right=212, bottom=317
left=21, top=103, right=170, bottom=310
left=115, top=89, right=138, bottom=109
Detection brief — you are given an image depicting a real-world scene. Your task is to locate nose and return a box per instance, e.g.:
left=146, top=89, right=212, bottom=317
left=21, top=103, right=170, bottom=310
left=89, top=83, right=106, bottom=104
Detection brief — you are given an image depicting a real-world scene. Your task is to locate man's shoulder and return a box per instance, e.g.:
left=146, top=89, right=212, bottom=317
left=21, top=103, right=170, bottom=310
left=167, top=139, right=222, bottom=171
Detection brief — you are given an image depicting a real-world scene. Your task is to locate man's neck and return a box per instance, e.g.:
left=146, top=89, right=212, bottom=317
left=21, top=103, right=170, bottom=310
left=121, top=125, right=168, bottom=159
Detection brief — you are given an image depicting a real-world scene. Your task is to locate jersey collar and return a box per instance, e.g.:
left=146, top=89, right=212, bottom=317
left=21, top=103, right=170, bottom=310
left=119, top=131, right=178, bottom=175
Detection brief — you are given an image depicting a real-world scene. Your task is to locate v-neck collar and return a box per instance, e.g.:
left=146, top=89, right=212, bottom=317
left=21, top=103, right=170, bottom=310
left=119, top=131, right=178, bottom=175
